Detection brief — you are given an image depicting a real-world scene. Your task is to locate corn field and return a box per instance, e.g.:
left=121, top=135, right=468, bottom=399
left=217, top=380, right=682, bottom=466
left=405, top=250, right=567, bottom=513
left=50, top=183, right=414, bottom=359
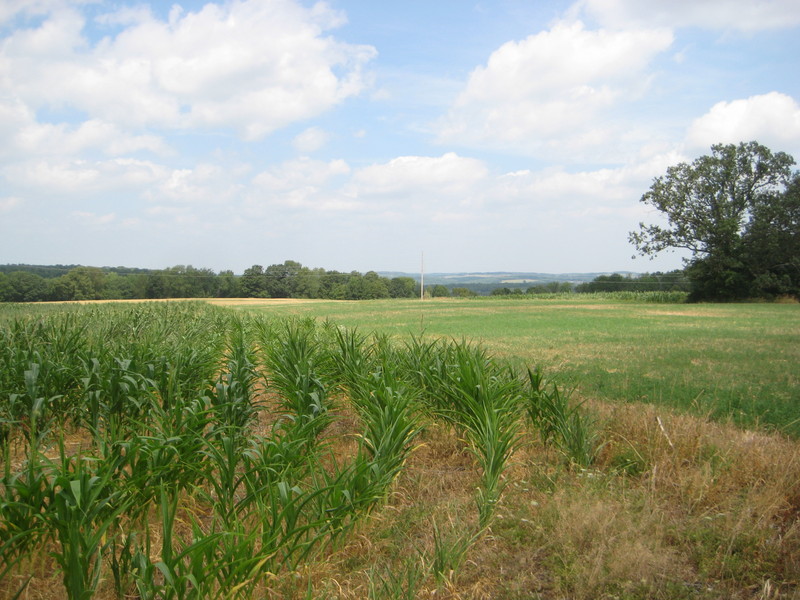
left=0, top=302, right=589, bottom=599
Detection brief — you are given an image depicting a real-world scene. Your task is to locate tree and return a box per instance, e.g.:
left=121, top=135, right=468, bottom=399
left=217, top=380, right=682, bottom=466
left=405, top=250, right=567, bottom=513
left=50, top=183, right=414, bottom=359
left=241, top=265, right=267, bottom=297
left=490, top=287, right=512, bottom=296
left=346, top=271, right=389, bottom=299
left=451, top=286, right=477, bottom=298
left=0, top=272, right=9, bottom=301
left=319, top=270, right=348, bottom=299
left=2, top=271, right=49, bottom=302
left=51, top=266, right=106, bottom=300
left=293, top=267, right=323, bottom=299
left=429, top=284, right=450, bottom=298
left=388, top=277, right=417, bottom=298
left=527, top=281, right=573, bottom=294
left=264, top=260, right=302, bottom=298
left=217, top=270, right=241, bottom=298
left=741, top=173, right=800, bottom=298
left=629, top=141, right=796, bottom=300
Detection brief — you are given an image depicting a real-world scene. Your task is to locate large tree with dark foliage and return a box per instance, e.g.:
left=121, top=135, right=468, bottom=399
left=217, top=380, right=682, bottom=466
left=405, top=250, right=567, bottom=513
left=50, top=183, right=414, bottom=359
left=629, top=141, right=798, bottom=300
left=740, top=173, right=800, bottom=298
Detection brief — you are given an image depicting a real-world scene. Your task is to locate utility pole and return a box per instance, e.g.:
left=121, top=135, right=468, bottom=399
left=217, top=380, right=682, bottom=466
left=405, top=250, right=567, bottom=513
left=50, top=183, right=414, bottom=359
left=420, top=251, right=424, bottom=301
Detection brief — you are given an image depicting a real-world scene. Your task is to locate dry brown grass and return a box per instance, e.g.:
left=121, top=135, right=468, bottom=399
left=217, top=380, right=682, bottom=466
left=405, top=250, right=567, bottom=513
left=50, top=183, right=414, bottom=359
left=4, top=397, right=799, bottom=599
left=294, top=402, right=800, bottom=599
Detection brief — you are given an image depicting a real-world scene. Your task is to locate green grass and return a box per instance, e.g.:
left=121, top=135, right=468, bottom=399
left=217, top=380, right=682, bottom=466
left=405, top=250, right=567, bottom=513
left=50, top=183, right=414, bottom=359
left=231, top=297, right=800, bottom=437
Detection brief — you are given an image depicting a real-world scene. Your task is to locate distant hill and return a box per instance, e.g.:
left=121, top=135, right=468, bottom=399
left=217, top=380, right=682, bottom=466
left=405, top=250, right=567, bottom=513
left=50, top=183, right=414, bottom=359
left=377, top=271, right=640, bottom=285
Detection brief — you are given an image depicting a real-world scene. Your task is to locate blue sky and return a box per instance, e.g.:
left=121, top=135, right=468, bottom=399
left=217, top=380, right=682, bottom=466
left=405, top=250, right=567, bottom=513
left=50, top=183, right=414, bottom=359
left=1, top=0, right=799, bottom=275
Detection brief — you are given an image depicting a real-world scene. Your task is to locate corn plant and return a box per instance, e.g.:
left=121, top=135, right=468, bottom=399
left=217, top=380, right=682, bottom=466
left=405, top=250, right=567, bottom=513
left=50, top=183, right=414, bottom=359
left=240, top=418, right=325, bottom=496
left=130, top=485, right=222, bottom=600
left=45, top=451, right=130, bottom=600
left=259, top=318, right=332, bottom=439
left=0, top=443, right=52, bottom=585
left=347, top=368, right=422, bottom=495
left=426, top=341, right=523, bottom=527
left=330, top=325, right=375, bottom=398
left=525, top=367, right=599, bottom=468
left=209, top=323, right=259, bottom=433
left=116, top=401, right=210, bottom=516
left=7, top=362, right=62, bottom=446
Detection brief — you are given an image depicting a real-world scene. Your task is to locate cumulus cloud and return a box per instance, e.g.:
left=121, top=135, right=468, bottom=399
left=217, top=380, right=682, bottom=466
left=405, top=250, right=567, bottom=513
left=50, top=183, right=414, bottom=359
left=150, top=163, right=245, bottom=205
left=686, top=93, right=800, bottom=155
left=351, top=153, right=488, bottom=204
left=14, top=119, right=170, bottom=157
left=292, top=127, right=331, bottom=153
left=247, top=158, right=353, bottom=213
left=436, top=21, right=672, bottom=158
left=1, top=0, right=376, bottom=139
left=576, top=0, right=800, bottom=31
left=4, top=157, right=170, bottom=195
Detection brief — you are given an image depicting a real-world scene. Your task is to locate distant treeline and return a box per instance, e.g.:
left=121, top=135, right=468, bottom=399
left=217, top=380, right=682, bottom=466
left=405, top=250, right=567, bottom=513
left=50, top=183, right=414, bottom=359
left=0, top=261, right=420, bottom=302
left=0, top=262, right=688, bottom=303
left=483, top=271, right=690, bottom=296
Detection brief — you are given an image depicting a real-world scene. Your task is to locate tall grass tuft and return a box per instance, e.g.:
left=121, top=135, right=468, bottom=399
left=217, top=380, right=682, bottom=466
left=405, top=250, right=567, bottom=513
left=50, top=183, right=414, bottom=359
left=525, top=368, right=599, bottom=468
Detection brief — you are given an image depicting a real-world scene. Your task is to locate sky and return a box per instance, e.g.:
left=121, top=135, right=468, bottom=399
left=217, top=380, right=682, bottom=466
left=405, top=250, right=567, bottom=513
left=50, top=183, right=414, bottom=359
left=1, top=0, right=799, bottom=275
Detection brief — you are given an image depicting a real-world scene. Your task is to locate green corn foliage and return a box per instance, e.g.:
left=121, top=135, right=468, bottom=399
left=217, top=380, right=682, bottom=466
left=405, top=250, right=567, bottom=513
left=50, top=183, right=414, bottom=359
left=330, top=325, right=375, bottom=397
left=422, top=340, right=523, bottom=527
left=348, top=368, right=422, bottom=494
left=208, top=316, right=259, bottom=434
left=1, top=303, right=566, bottom=598
left=525, top=368, right=599, bottom=468
left=260, top=319, right=332, bottom=438
left=46, top=456, right=129, bottom=600
left=130, top=486, right=222, bottom=600
left=0, top=444, right=52, bottom=581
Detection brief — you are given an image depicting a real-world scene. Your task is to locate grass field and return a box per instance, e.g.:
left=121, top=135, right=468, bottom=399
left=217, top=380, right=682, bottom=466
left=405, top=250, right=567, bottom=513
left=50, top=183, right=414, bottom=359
left=220, top=296, right=800, bottom=438
left=2, top=298, right=799, bottom=599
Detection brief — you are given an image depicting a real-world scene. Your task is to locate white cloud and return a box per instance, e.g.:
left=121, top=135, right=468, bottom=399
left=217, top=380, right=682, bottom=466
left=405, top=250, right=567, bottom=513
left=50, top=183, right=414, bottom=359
left=253, top=157, right=350, bottom=191
left=351, top=153, right=488, bottom=199
left=72, top=211, right=116, bottom=226
left=247, top=158, right=353, bottom=213
left=14, top=119, right=170, bottom=157
left=292, top=127, right=331, bottom=153
left=0, top=196, right=22, bottom=212
left=686, top=93, right=800, bottom=155
left=576, top=0, right=800, bottom=31
left=0, top=99, right=171, bottom=169
left=151, top=163, right=244, bottom=205
left=4, top=157, right=170, bottom=195
left=437, top=21, right=672, bottom=158
left=1, top=0, right=376, bottom=140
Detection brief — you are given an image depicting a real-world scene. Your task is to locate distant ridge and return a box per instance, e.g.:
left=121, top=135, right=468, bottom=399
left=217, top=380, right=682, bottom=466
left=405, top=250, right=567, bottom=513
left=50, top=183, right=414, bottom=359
left=377, top=271, right=640, bottom=285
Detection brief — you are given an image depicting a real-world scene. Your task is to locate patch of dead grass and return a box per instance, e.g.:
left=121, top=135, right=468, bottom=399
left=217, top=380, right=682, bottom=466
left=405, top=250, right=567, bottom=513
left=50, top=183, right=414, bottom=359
left=4, top=393, right=799, bottom=599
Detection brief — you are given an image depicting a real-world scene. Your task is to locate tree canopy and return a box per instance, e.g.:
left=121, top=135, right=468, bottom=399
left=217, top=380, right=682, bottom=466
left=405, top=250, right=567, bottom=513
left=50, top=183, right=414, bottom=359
left=0, top=261, right=424, bottom=303
left=630, top=141, right=798, bottom=300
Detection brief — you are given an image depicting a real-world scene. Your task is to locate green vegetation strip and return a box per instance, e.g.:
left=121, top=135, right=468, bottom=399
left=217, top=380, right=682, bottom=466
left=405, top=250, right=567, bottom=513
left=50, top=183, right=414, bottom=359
left=2, top=301, right=586, bottom=598
left=232, top=296, right=800, bottom=437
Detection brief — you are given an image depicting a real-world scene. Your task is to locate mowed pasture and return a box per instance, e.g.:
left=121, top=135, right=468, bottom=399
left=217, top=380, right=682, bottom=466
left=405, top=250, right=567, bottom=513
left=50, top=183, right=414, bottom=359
left=1, top=298, right=799, bottom=599
left=221, top=296, right=800, bottom=437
